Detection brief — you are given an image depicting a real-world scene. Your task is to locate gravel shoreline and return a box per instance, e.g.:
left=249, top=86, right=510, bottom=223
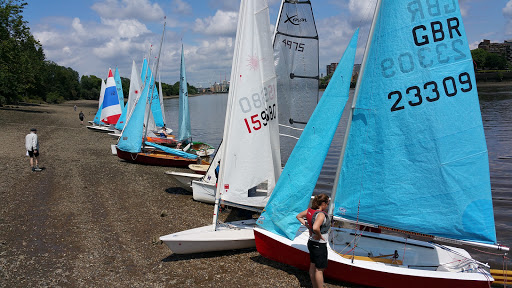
left=0, top=100, right=356, bottom=287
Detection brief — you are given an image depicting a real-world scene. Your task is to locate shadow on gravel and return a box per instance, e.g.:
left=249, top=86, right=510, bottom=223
left=249, top=255, right=311, bottom=287
left=165, top=187, right=191, bottom=195
left=0, top=107, right=47, bottom=113
left=250, top=255, right=364, bottom=288
left=161, top=248, right=255, bottom=262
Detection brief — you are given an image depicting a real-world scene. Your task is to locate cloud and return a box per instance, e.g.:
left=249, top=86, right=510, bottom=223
left=504, top=1, right=512, bottom=37
left=348, top=0, right=377, bottom=23
left=101, top=18, right=151, bottom=38
left=91, top=0, right=164, bottom=22
left=172, top=0, right=192, bottom=15
left=193, top=10, right=238, bottom=36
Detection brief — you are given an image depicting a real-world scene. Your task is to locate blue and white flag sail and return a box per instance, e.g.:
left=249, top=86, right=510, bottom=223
left=178, top=44, right=191, bottom=142
left=101, top=68, right=122, bottom=124
left=334, top=0, right=496, bottom=244
left=257, top=30, right=359, bottom=239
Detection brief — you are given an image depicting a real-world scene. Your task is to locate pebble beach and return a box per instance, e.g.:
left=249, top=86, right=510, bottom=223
left=0, top=100, right=356, bottom=287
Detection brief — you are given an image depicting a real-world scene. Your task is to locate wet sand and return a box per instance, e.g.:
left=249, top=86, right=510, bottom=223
left=0, top=100, right=356, bottom=287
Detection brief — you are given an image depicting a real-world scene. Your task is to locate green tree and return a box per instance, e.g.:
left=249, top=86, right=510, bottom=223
left=0, top=0, right=45, bottom=105
left=80, top=75, right=102, bottom=100
left=42, top=61, right=80, bottom=101
left=470, top=48, right=487, bottom=70
left=485, top=53, right=507, bottom=70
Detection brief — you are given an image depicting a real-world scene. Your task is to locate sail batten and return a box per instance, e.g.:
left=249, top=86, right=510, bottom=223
left=273, top=0, right=319, bottom=164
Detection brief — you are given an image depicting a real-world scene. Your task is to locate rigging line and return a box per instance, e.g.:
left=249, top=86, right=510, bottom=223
left=290, top=73, right=319, bottom=80
left=431, top=242, right=490, bottom=268
left=275, top=31, right=319, bottom=40
left=279, top=133, right=300, bottom=140
left=279, top=124, right=304, bottom=131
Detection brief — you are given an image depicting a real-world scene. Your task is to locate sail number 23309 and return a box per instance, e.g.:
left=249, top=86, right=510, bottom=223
left=388, top=71, right=472, bottom=112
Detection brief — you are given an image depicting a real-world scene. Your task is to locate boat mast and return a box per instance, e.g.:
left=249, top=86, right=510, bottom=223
left=211, top=1, right=247, bottom=231
left=272, top=0, right=285, bottom=45
left=142, top=19, right=166, bottom=150
left=328, top=0, right=381, bottom=216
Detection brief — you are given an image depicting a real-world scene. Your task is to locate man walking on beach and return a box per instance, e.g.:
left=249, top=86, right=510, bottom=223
left=79, top=111, right=84, bottom=125
left=25, top=128, right=42, bottom=172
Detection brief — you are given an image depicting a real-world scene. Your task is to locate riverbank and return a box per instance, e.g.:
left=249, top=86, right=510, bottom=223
left=0, top=100, right=357, bottom=287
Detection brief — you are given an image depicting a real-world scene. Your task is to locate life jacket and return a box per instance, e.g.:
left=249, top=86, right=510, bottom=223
left=306, top=208, right=330, bottom=234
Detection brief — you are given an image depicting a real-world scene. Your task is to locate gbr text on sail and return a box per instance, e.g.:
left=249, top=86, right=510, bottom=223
left=384, top=0, right=474, bottom=112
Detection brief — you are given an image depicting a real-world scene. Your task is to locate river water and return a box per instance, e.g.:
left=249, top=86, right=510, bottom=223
left=163, top=85, right=511, bottom=268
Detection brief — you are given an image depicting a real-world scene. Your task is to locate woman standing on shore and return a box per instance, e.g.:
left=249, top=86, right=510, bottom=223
left=296, top=194, right=331, bottom=288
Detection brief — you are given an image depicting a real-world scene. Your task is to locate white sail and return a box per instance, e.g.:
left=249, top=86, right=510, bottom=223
left=125, top=60, right=142, bottom=125
left=216, top=0, right=281, bottom=208
left=99, top=80, right=105, bottom=109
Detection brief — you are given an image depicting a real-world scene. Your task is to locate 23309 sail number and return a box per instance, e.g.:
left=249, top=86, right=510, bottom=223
left=388, top=72, right=472, bottom=112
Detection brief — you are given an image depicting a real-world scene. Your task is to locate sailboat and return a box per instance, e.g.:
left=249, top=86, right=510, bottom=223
left=87, top=69, right=120, bottom=132
left=109, top=61, right=144, bottom=140
left=171, top=44, right=215, bottom=157
left=254, top=1, right=509, bottom=287
left=116, top=22, right=201, bottom=167
left=160, top=0, right=280, bottom=254
left=184, top=0, right=319, bottom=203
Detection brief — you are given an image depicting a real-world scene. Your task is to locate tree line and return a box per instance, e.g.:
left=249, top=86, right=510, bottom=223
left=0, top=0, right=196, bottom=106
left=471, top=48, right=509, bottom=71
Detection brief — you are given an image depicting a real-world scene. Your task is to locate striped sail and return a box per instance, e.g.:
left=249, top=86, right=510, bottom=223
left=100, top=68, right=122, bottom=124
left=333, top=0, right=497, bottom=245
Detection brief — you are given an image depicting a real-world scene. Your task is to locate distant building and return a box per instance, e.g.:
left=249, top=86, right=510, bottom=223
left=351, top=64, right=361, bottom=84
left=478, top=39, right=512, bottom=65
left=210, top=81, right=229, bottom=93
left=326, top=62, right=338, bottom=76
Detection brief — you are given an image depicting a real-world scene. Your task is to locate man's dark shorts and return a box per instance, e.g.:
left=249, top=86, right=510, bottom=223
left=308, top=240, right=328, bottom=269
left=28, top=150, right=39, bottom=157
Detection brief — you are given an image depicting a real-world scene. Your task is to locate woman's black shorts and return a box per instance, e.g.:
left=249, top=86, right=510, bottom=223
left=307, top=240, right=328, bottom=269
left=28, top=150, right=39, bottom=157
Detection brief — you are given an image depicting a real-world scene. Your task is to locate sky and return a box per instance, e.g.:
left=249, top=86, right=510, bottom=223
left=22, top=0, right=512, bottom=88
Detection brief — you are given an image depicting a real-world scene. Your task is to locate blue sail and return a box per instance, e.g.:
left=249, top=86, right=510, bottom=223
left=144, top=142, right=198, bottom=159
left=333, top=0, right=496, bottom=244
left=114, top=67, right=124, bottom=109
left=117, top=81, right=150, bottom=153
left=141, top=58, right=148, bottom=83
left=257, top=30, right=359, bottom=240
left=178, top=44, right=191, bottom=142
left=114, top=67, right=127, bottom=130
left=142, top=64, right=164, bottom=128
left=93, top=103, right=103, bottom=125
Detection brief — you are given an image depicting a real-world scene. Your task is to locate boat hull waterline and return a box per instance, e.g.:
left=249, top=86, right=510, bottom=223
left=254, top=228, right=493, bottom=288
left=160, top=219, right=257, bottom=254
left=165, top=171, right=203, bottom=191
left=116, top=147, right=197, bottom=167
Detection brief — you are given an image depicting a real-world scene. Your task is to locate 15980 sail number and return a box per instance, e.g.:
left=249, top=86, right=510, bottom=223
left=244, top=104, right=277, bottom=133
left=388, top=72, right=472, bottom=112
